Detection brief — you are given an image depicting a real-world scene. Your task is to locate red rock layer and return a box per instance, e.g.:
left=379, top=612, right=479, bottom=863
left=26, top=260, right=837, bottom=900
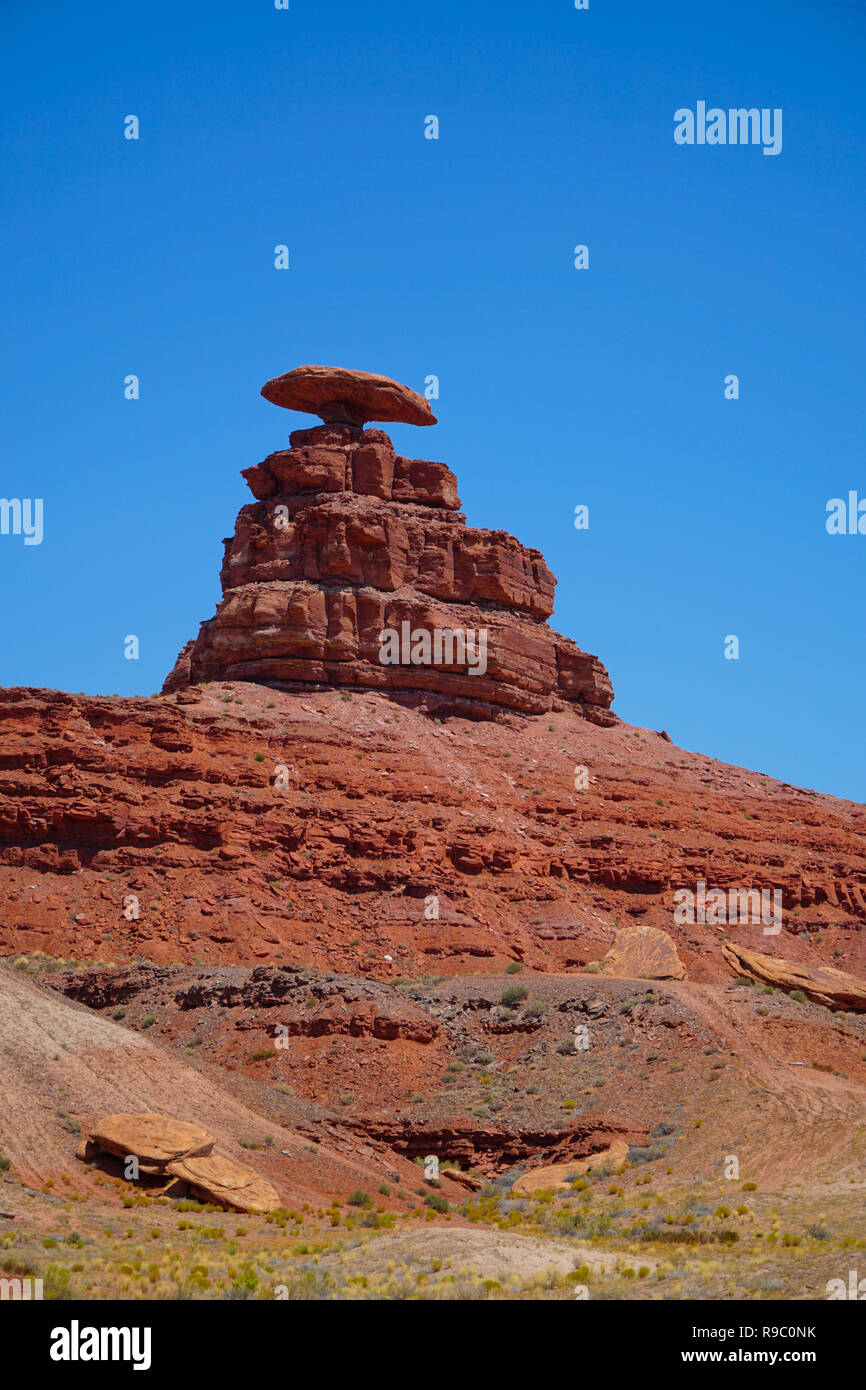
left=2, top=683, right=865, bottom=989
left=164, top=424, right=614, bottom=719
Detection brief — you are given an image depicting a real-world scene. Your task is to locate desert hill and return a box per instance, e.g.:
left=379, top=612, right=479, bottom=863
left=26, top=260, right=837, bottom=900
left=1, top=681, right=865, bottom=987
left=2, top=367, right=865, bottom=1298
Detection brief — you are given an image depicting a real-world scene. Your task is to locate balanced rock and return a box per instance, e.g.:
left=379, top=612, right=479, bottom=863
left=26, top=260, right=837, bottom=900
left=78, top=1113, right=215, bottom=1174
left=599, top=924, right=686, bottom=980
left=260, top=365, right=437, bottom=428
left=722, top=940, right=866, bottom=1012
left=166, top=1154, right=281, bottom=1214
left=164, top=366, right=615, bottom=721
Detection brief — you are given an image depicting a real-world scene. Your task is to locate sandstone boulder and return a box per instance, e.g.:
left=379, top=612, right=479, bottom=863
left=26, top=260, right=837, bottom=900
left=599, top=924, right=685, bottom=980
left=512, top=1139, right=629, bottom=1195
left=80, top=1113, right=215, bottom=1173
left=722, top=940, right=866, bottom=1011
left=166, top=1154, right=281, bottom=1214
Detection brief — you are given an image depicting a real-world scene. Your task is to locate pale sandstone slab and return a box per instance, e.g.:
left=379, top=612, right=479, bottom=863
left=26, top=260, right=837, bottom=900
left=600, top=924, right=685, bottom=980
left=167, top=1153, right=281, bottom=1214
left=722, top=940, right=866, bottom=1011
left=82, top=1113, right=215, bottom=1172
left=512, top=1139, right=630, bottom=1195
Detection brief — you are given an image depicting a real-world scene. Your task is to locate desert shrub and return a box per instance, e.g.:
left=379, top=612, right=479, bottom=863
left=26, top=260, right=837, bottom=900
left=230, top=1268, right=259, bottom=1298
left=636, top=1227, right=738, bottom=1246
left=500, top=986, right=529, bottom=1007
left=806, top=1222, right=830, bottom=1240
left=628, top=1144, right=667, bottom=1165
left=423, top=1193, right=450, bottom=1214
left=43, top=1265, right=72, bottom=1300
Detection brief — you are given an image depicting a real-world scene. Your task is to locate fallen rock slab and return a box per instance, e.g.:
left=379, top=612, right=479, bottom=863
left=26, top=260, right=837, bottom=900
left=599, top=924, right=685, bottom=980
left=722, top=940, right=866, bottom=1012
left=166, top=1154, right=281, bottom=1214
left=441, top=1167, right=483, bottom=1192
left=79, top=1113, right=215, bottom=1173
left=511, top=1139, right=629, bottom=1195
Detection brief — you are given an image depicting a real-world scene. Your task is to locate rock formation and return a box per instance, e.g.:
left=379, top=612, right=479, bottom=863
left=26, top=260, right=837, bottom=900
left=76, top=1110, right=281, bottom=1212
left=166, top=1153, right=281, bottom=1215
left=77, top=1113, right=215, bottom=1173
left=721, top=941, right=866, bottom=1012
left=259, top=364, right=438, bottom=429
left=164, top=366, right=614, bottom=721
left=511, top=1139, right=630, bottom=1194
left=600, top=924, right=686, bottom=980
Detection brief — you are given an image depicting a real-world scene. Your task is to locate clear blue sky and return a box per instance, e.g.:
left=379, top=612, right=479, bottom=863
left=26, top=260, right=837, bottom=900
left=2, top=0, right=865, bottom=799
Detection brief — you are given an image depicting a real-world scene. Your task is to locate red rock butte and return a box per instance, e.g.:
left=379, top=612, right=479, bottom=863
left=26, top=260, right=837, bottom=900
left=164, top=366, right=614, bottom=721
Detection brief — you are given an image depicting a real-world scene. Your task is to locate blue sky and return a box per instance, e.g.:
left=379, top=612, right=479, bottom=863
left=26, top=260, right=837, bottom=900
left=2, top=0, right=865, bottom=799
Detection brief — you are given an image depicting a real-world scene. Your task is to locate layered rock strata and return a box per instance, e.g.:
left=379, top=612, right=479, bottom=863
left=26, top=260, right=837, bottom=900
left=165, top=370, right=614, bottom=720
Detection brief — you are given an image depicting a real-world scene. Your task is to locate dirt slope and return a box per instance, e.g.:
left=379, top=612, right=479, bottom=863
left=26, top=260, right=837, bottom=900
left=0, top=962, right=445, bottom=1207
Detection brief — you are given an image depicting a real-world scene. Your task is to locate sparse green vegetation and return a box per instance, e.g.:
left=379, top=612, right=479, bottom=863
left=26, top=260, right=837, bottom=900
left=500, top=985, right=529, bottom=1007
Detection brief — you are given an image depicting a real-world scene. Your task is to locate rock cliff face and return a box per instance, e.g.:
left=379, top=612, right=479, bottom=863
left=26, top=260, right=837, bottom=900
left=4, top=682, right=866, bottom=989
left=164, top=371, right=614, bottom=721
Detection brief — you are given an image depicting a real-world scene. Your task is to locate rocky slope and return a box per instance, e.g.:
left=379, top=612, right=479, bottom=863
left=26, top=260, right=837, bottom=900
left=2, top=350, right=865, bottom=985
left=0, top=960, right=432, bottom=1206
left=1, top=372, right=866, bottom=1301
left=2, top=366, right=866, bottom=1265
left=1, top=682, right=865, bottom=988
